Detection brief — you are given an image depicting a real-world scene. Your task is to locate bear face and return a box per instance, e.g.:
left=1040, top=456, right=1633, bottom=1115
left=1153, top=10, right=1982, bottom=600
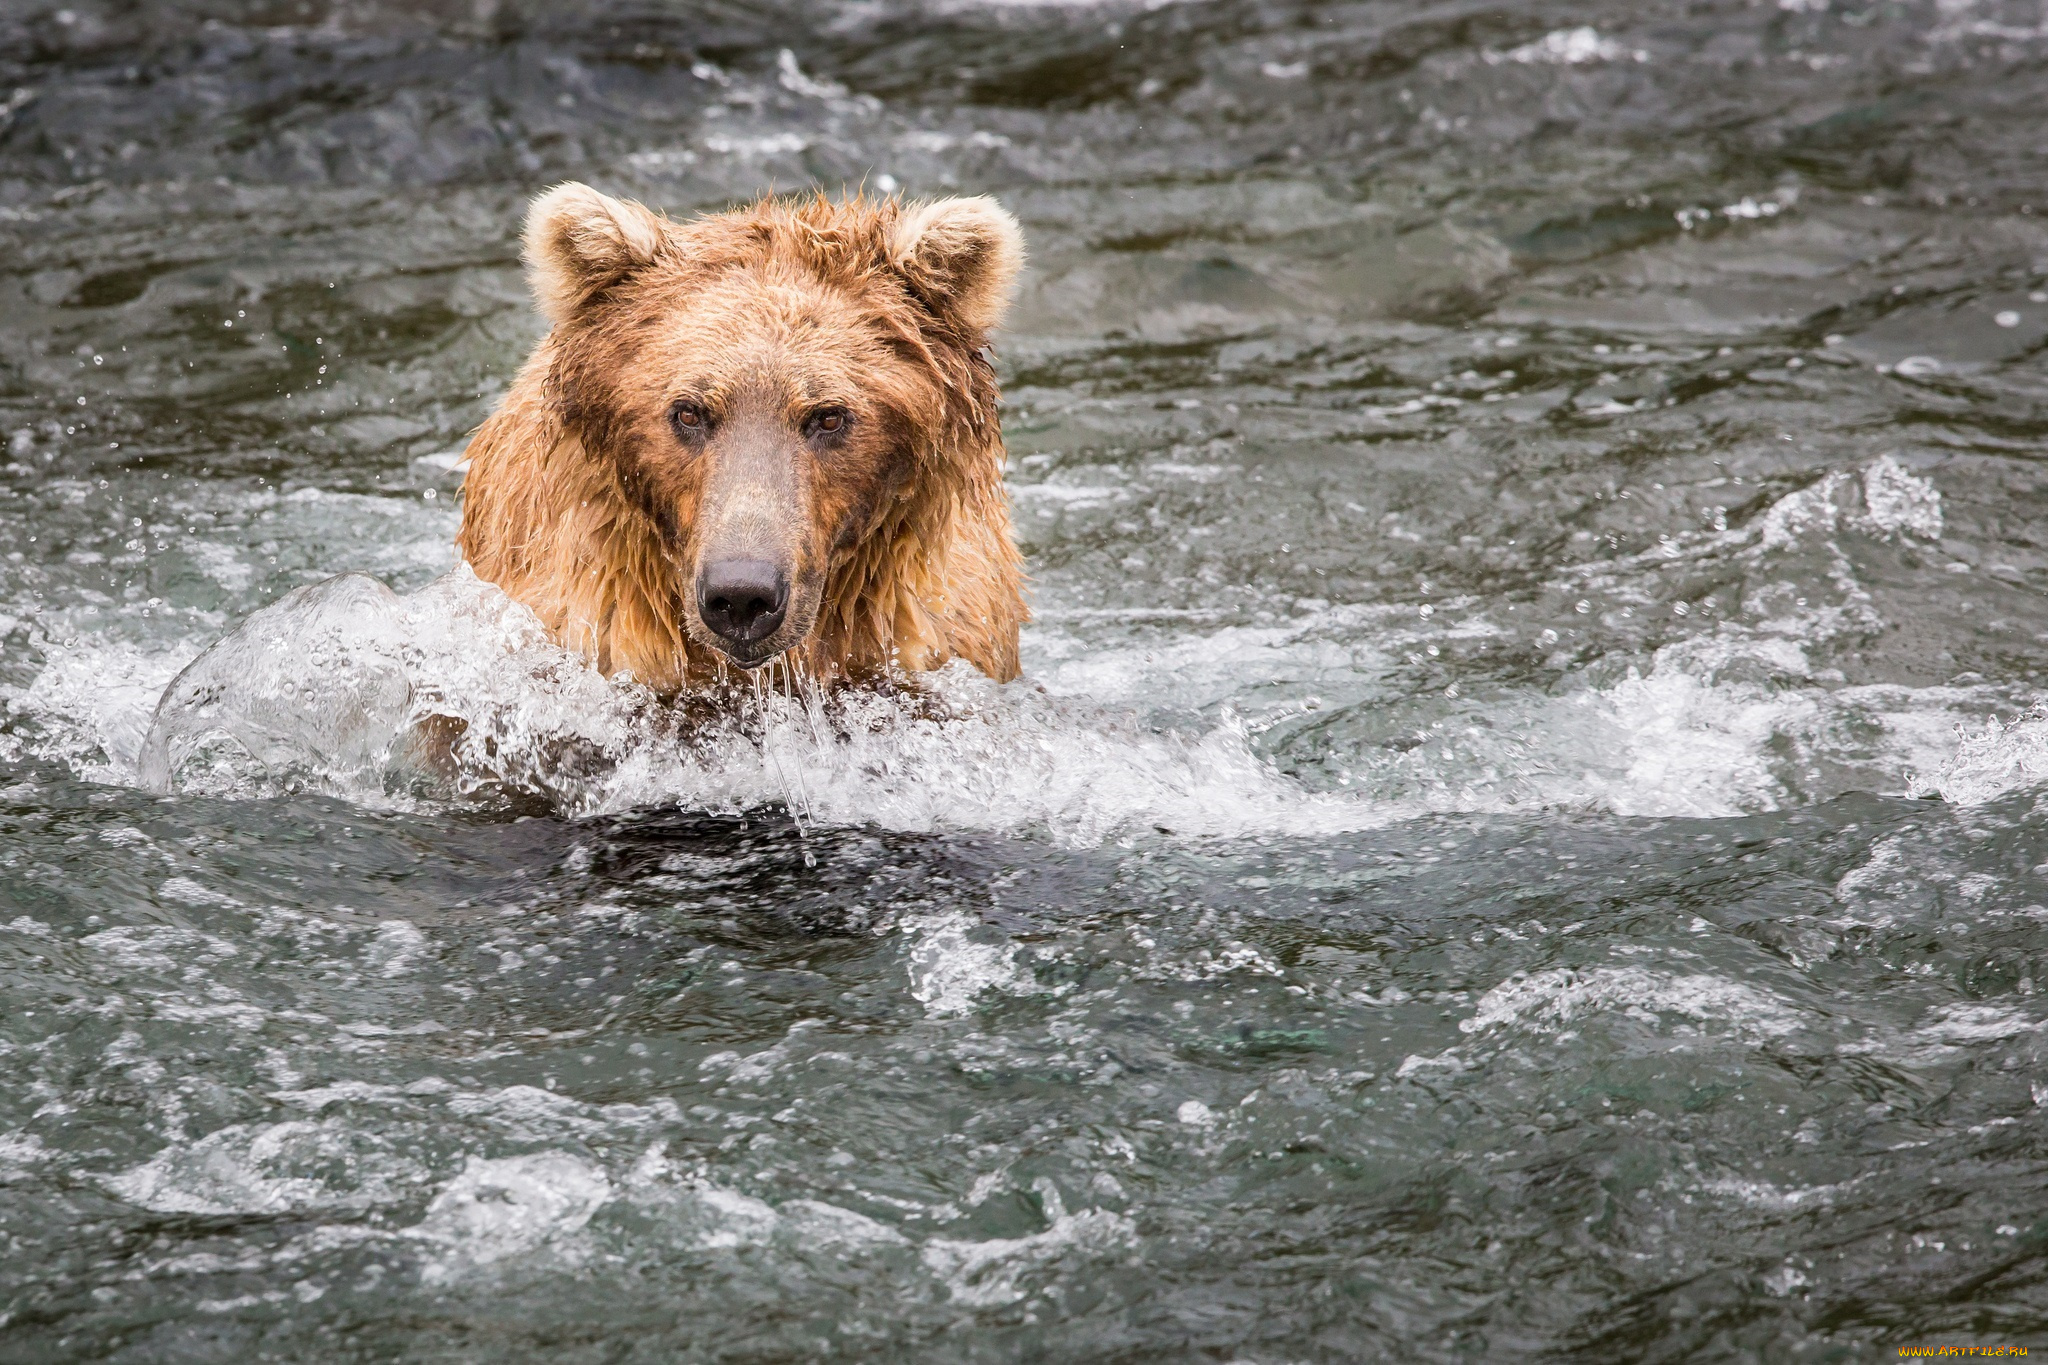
left=456, top=185, right=1028, bottom=693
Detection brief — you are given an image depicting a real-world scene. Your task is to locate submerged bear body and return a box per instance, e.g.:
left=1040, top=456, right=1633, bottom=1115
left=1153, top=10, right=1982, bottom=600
left=457, top=184, right=1028, bottom=694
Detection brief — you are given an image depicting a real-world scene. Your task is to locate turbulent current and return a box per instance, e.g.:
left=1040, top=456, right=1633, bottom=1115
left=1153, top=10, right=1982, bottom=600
left=4, top=0, right=2048, bottom=1357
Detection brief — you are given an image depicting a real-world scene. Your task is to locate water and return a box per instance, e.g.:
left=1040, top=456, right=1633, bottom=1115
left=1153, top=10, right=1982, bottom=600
left=4, top=0, right=2048, bottom=1356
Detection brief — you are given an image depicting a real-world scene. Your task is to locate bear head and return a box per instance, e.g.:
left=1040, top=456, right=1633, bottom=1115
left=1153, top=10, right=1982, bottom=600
left=517, top=183, right=1024, bottom=674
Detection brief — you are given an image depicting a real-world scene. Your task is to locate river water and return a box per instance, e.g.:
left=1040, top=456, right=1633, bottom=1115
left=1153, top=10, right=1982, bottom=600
left=4, top=0, right=2048, bottom=1357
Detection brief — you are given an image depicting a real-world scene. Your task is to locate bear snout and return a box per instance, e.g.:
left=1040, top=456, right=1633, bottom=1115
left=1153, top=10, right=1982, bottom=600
left=696, top=559, right=791, bottom=654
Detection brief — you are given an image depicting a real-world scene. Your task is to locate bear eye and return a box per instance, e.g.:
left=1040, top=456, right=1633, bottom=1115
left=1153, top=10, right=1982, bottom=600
left=805, top=407, right=852, bottom=441
left=669, top=399, right=708, bottom=441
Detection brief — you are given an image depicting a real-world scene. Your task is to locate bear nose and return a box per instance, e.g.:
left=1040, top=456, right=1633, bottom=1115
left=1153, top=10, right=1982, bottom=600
left=697, top=559, right=790, bottom=645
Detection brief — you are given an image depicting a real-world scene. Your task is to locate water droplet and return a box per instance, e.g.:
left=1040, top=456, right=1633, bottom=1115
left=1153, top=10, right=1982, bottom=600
left=1995, top=310, right=2021, bottom=328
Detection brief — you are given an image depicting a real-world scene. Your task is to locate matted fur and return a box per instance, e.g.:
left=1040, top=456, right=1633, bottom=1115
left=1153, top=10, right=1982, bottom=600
left=456, top=185, right=1028, bottom=694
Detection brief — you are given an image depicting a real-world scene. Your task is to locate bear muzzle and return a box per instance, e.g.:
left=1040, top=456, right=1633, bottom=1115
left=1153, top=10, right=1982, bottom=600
left=696, top=559, right=791, bottom=654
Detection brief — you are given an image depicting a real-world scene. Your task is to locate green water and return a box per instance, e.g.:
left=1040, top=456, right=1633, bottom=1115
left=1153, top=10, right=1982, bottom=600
left=4, top=0, right=2048, bottom=1357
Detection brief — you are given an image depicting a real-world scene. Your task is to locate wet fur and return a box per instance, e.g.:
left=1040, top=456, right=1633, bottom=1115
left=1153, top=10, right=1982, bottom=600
left=457, top=187, right=1027, bottom=694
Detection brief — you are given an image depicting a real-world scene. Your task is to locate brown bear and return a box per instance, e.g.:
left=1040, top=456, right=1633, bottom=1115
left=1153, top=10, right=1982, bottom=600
left=455, top=183, right=1028, bottom=695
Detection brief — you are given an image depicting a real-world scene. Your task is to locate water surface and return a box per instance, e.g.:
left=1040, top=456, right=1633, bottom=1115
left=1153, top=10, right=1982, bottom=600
left=5, top=0, right=2048, bottom=1356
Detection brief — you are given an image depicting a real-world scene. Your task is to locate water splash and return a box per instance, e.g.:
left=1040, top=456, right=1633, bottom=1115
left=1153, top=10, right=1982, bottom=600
left=15, top=452, right=2026, bottom=841
left=127, top=564, right=1408, bottom=843
left=1935, top=708, right=2048, bottom=806
left=409, top=1152, right=612, bottom=1284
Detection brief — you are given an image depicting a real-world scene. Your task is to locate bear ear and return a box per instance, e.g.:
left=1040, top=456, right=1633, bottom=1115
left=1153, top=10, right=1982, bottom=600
left=888, top=195, right=1025, bottom=335
left=524, top=182, right=671, bottom=325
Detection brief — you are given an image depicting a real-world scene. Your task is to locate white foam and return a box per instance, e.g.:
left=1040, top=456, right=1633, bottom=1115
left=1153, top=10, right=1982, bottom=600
left=920, top=1181, right=1135, bottom=1307
left=0, top=1132, right=49, bottom=1174
left=1460, top=965, right=1805, bottom=1040
left=82, top=923, right=240, bottom=973
left=105, top=1120, right=422, bottom=1216
left=781, top=1199, right=911, bottom=1248
left=904, top=913, right=1027, bottom=1017
left=1032, top=613, right=1377, bottom=713
left=272, top=1080, right=413, bottom=1112
left=134, top=572, right=445, bottom=793
left=108, top=561, right=1979, bottom=836
left=1698, top=1176, right=1851, bottom=1210
left=1489, top=27, right=1645, bottom=65
left=702, top=132, right=811, bottom=157
left=1861, top=454, right=1945, bottom=539
left=1933, top=708, right=2048, bottom=805
left=1911, top=1003, right=2041, bottom=1045
left=1832, top=835, right=1915, bottom=922
left=365, top=920, right=430, bottom=978
left=698, top=1021, right=826, bottom=1084
left=1565, top=645, right=1817, bottom=817
left=1307, top=633, right=1973, bottom=821
left=13, top=451, right=2023, bottom=837
left=1837, top=1002, right=2047, bottom=1067
left=408, top=1151, right=611, bottom=1282
left=682, top=1184, right=783, bottom=1248
left=184, top=540, right=257, bottom=593
left=620, top=1149, right=907, bottom=1252
left=158, top=876, right=241, bottom=908
left=1759, top=456, right=1943, bottom=550
left=122, top=564, right=1407, bottom=843
left=443, top=1085, right=608, bottom=1140
left=14, top=638, right=190, bottom=777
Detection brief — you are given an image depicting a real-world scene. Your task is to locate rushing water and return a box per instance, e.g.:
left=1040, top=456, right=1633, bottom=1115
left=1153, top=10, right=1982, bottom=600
left=4, top=0, right=2048, bottom=1356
